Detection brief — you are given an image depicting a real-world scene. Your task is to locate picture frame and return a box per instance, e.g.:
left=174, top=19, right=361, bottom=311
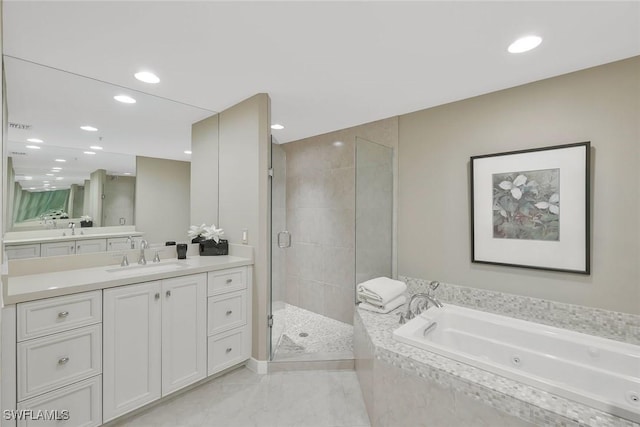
left=470, top=141, right=590, bottom=274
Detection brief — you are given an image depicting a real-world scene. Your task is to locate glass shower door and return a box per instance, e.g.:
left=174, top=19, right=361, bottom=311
left=269, top=141, right=287, bottom=360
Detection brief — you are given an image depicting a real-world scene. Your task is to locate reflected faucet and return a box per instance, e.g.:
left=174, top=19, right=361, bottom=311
left=68, top=222, right=76, bottom=236
left=138, top=239, right=148, bottom=265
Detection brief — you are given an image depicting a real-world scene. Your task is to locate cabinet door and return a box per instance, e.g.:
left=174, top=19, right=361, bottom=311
left=161, top=274, right=207, bottom=396
left=75, top=239, right=106, bottom=254
left=103, top=282, right=161, bottom=422
left=41, top=242, right=75, bottom=257
left=107, top=238, right=133, bottom=251
left=5, top=244, right=41, bottom=260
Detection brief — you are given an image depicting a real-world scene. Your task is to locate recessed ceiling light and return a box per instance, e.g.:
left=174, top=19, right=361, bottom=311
left=51, top=167, right=62, bottom=171
left=134, top=71, right=160, bottom=84
left=90, top=146, right=103, bottom=150
left=184, top=150, right=192, bottom=155
left=81, top=125, right=98, bottom=132
left=26, top=145, right=41, bottom=149
left=55, top=159, right=66, bottom=162
left=508, top=35, right=542, bottom=53
left=55, top=177, right=63, bottom=181
left=27, top=138, right=43, bottom=143
left=29, top=187, right=35, bottom=190
left=51, top=186, right=57, bottom=189
left=84, top=151, right=96, bottom=155
left=124, top=172, right=131, bottom=175
left=24, top=176, right=32, bottom=180
left=332, top=141, right=344, bottom=147
left=114, top=95, right=137, bottom=104
left=46, top=173, right=54, bottom=176
left=271, top=124, right=284, bottom=130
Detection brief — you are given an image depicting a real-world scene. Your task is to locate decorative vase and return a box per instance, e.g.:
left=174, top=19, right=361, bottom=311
left=191, top=236, right=204, bottom=244
left=199, top=239, right=229, bottom=256
left=80, top=220, right=93, bottom=227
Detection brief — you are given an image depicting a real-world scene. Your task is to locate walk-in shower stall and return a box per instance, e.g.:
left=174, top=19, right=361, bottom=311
left=269, top=136, right=393, bottom=362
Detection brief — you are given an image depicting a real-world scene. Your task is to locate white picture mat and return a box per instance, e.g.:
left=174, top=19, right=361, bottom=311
left=473, top=145, right=587, bottom=271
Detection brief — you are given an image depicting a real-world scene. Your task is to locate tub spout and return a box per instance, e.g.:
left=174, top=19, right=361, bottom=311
left=403, top=292, right=443, bottom=323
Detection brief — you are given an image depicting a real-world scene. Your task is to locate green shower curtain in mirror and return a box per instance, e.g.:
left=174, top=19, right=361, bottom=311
left=14, top=189, right=70, bottom=222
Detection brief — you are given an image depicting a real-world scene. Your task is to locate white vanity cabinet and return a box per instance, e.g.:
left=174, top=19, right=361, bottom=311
left=14, top=291, right=103, bottom=427
left=102, top=274, right=207, bottom=422
left=40, top=239, right=108, bottom=257
left=40, top=241, right=77, bottom=257
left=207, top=267, right=251, bottom=374
left=106, top=237, right=139, bottom=251
left=4, top=244, right=41, bottom=260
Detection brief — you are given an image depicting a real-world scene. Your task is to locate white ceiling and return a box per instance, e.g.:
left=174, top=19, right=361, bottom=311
left=3, top=1, right=640, bottom=146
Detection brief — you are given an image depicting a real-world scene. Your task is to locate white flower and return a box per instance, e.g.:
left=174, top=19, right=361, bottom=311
left=535, top=193, right=560, bottom=215
left=81, top=215, right=92, bottom=221
left=201, top=224, right=225, bottom=243
left=187, top=223, right=207, bottom=239
left=498, top=174, right=527, bottom=200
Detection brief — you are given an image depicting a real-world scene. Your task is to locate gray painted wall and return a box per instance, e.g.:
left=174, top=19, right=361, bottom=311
left=191, top=114, right=219, bottom=227
left=398, top=56, right=640, bottom=314
left=135, top=156, right=190, bottom=245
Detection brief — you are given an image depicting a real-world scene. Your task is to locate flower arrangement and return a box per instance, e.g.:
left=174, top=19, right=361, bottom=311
left=187, top=223, right=228, bottom=256
left=80, top=215, right=93, bottom=227
left=187, top=223, right=225, bottom=243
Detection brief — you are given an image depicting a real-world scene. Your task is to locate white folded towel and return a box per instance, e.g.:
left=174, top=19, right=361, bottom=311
left=359, top=295, right=406, bottom=314
left=357, top=277, right=407, bottom=305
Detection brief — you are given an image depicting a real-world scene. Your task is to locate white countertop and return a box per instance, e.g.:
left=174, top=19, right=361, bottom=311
left=3, top=255, right=252, bottom=304
left=4, top=231, right=145, bottom=245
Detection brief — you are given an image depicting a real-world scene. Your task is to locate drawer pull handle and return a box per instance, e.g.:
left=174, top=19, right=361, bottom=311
left=58, top=311, right=69, bottom=318
left=226, top=347, right=232, bottom=353
left=226, top=279, right=233, bottom=284
left=166, top=290, right=171, bottom=297
left=58, top=357, right=70, bottom=365
left=155, top=293, right=160, bottom=300
left=226, top=310, right=233, bottom=316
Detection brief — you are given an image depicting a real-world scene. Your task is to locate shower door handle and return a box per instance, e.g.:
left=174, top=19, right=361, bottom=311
left=277, top=231, right=291, bottom=248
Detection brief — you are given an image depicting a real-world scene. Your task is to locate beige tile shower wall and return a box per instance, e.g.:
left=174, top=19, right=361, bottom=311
left=103, top=175, right=135, bottom=226
left=398, top=56, right=640, bottom=314
left=282, top=117, right=398, bottom=324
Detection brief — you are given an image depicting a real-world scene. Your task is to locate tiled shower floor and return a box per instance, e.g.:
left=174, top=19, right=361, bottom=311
left=272, top=304, right=353, bottom=361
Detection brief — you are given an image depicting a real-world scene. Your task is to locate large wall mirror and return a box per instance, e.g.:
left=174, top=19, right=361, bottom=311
left=4, top=55, right=216, bottom=241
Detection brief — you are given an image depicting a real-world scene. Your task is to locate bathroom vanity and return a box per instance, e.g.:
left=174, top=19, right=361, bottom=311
left=3, top=227, right=145, bottom=260
left=0, top=250, right=253, bottom=427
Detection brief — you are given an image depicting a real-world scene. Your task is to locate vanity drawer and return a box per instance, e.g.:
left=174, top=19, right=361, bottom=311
left=207, top=267, right=247, bottom=296
left=17, top=376, right=102, bottom=427
left=18, top=324, right=102, bottom=401
left=207, top=291, right=247, bottom=335
left=17, top=291, right=102, bottom=341
left=207, top=327, right=248, bottom=375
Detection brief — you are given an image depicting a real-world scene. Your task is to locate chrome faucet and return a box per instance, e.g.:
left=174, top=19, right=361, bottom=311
left=126, top=236, right=135, bottom=249
left=68, top=222, right=76, bottom=236
left=138, top=239, right=148, bottom=265
left=399, top=292, right=443, bottom=324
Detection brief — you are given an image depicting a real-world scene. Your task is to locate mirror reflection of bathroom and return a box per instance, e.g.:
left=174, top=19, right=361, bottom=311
left=270, top=126, right=396, bottom=363
left=3, top=55, right=216, bottom=257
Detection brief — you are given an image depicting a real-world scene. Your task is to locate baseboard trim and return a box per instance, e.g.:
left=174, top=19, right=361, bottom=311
left=246, top=357, right=268, bottom=374
left=268, top=358, right=354, bottom=372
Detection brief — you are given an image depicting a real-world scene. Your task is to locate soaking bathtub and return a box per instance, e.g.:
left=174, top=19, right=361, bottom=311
left=393, top=304, right=640, bottom=423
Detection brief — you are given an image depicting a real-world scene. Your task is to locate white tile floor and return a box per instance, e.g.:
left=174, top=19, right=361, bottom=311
left=113, top=367, right=371, bottom=427
left=272, top=304, right=354, bottom=361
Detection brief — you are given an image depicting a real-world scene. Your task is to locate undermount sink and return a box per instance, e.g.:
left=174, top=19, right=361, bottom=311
left=106, top=261, right=189, bottom=275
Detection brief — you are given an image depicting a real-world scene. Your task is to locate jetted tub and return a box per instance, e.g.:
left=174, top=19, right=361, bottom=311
left=393, top=304, right=640, bottom=423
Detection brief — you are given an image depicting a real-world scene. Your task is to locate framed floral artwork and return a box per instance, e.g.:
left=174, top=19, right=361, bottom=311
left=470, top=142, right=590, bottom=274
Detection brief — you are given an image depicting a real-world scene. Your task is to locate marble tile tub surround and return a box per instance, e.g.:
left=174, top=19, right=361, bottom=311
left=400, top=276, right=640, bottom=345
left=354, top=309, right=639, bottom=427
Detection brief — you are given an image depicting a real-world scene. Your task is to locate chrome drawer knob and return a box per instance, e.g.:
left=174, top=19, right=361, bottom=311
left=58, top=311, right=69, bottom=318
left=226, top=279, right=233, bottom=284
left=58, top=357, right=70, bottom=365
left=155, top=293, right=160, bottom=300
left=226, top=348, right=232, bottom=353
left=166, top=290, right=171, bottom=297
left=226, top=310, right=233, bottom=316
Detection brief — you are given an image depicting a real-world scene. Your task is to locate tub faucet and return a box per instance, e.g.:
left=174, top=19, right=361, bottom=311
left=403, top=293, right=443, bottom=322
left=138, top=239, right=148, bottom=265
